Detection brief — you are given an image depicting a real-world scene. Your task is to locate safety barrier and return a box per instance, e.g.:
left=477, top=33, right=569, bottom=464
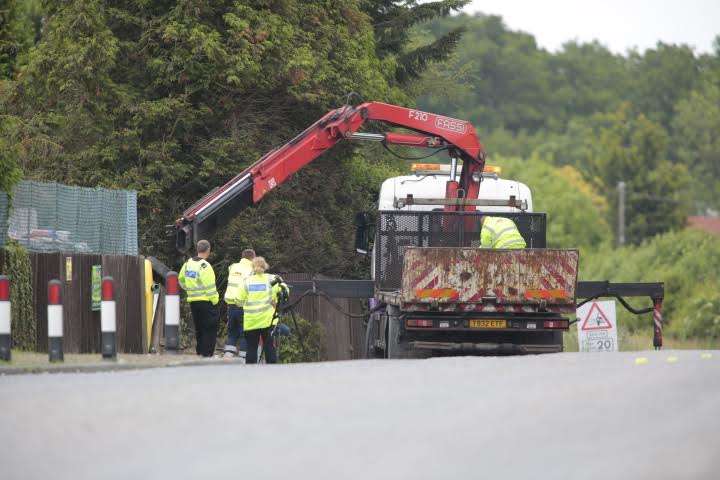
left=48, top=279, right=63, bottom=362
left=101, top=277, right=117, bottom=360
left=164, top=271, right=180, bottom=353
left=0, top=275, right=10, bottom=361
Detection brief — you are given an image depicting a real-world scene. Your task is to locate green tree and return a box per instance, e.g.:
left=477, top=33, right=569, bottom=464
left=2, top=0, right=410, bottom=276
left=363, top=0, right=468, bottom=83
left=497, top=154, right=612, bottom=251
left=672, top=77, right=720, bottom=212
left=580, top=104, right=691, bottom=243
left=0, top=0, right=19, bottom=78
left=0, top=0, right=43, bottom=79
left=628, top=43, right=701, bottom=129
left=548, top=41, right=631, bottom=122
left=416, top=14, right=556, bottom=132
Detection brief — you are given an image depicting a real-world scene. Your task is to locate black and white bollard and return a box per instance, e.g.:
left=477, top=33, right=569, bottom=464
left=48, top=279, right=64, bottom=362
left=0, top=275, right=10, bottom=361
left=165, top=271, right=180, bottom=353
left=101, top=276, right=117, bottom=360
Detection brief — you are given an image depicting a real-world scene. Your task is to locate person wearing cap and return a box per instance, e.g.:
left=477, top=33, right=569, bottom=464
left=178, top=239, right=219, bottom=357
left=222, top=248, right=255, bottom=359
left=234, top=256, right=282, bottom=364
left=480, top=216, right=527, bottom=249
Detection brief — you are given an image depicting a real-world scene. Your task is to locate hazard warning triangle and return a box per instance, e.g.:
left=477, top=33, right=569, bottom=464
left=580, top=302, right=612, bottom=331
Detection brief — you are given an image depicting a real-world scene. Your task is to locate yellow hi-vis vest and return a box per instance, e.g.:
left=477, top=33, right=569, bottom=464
left=224, top=258, right=253, bottom=305
left=179, top=257, right=219, bottom=305
left=480, top=216, right=527, bottom=249
left=235, top=273, right=281, bottom=331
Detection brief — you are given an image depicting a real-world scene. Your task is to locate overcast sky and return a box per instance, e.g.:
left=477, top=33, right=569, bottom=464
left=464, top=0, right=720, bottom=54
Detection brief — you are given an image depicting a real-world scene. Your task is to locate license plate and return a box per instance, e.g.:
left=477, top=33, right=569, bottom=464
left=469, top=319, right=507, bottom=329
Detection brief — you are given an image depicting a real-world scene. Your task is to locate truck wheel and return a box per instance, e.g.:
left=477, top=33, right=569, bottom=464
left=386, top=306, right=429, bottom=359
left=363, top=312, right=383, bottom=359
left=532, top=331, right=564, bottom=352
left=552, top=331, right=564, bottom=352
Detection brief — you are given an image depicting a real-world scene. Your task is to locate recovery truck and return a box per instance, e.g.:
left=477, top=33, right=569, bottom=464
left=174, top=100, right=665, bottom=358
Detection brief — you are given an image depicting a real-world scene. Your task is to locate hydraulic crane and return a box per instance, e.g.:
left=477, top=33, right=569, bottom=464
left=171, top=99, right=665, bottom=357
left=174, top=101, right=486, bottom=252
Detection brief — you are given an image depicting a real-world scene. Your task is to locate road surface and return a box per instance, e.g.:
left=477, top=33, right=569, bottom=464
left=1, top=350, right=718, bottom=479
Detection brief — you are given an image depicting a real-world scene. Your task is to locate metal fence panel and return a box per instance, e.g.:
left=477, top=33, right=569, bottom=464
left=375, top=210, right=547, bottom=291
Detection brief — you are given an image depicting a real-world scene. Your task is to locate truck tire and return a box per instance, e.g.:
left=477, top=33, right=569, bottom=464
left=531, top=331, right=564, bottom=352
left=363, top=312, right=383, bottom=359
left=386, top=306, right=430, bottom=359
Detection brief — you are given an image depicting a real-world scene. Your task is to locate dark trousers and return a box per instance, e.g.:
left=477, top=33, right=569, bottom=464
left=189, top=301, right=219, bottom=357
left=224, top=305, right=247, bottom=353
left=244, top=327, right=277, bottom=364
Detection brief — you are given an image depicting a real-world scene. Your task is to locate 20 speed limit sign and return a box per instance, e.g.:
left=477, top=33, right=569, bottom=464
left=576, top=300, right=618, bottom=352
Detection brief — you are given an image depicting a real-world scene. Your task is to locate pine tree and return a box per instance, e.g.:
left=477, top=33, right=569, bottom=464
left=362, top=0, right=468, bottom=83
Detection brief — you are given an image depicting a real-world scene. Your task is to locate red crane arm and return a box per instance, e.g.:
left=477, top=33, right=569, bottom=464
left=175, top=101, right=485, bottom=251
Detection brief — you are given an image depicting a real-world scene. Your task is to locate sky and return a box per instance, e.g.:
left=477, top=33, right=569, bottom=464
left=464, top=0, right=720, bottom=55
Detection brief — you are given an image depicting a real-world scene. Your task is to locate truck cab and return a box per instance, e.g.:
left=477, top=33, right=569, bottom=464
left=377, top=164, right=533, bottom=213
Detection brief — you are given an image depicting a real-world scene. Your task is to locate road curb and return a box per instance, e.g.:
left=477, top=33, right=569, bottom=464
left=0, top=357, right=241, bottom=376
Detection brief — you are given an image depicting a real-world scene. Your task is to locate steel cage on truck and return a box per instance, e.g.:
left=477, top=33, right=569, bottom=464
left=374, top=210, right=547, bottom=291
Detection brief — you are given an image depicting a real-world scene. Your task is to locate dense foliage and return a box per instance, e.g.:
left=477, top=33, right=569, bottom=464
left=0, top=0, right=462, bottom=268
left=278, top=313, right=325, bottom=363
left=0, top=242, right=35, bottom=350
left=582, top=230, right=720, bottom=340
left=495, top=155, right=612, bottom=251
left=416, top=13, right=720, bottom=243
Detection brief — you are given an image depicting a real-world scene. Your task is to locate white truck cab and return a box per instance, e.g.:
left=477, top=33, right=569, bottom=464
left=369, top=164, right=534, bottom=280
left=377, top=164, right=533, bottom=213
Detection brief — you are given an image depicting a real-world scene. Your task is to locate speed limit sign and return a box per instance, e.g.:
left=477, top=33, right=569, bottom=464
left=576, top=300, right=618, bottom=352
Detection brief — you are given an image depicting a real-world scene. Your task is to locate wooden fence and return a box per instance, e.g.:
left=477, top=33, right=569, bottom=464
left=282, top=273, right=367, bottom=360
left=0, top=251, right=148, bottom=354
left=0, top=249, right=367, bottom=359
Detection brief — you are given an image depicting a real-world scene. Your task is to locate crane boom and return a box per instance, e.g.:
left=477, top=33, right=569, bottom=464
left=175, top=101, right=485, bottom=252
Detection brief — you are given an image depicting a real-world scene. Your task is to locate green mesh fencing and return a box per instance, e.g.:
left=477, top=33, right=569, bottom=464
left=0, top=192, right=7, bottom=249
left=3, top=181, right=138, bottom=255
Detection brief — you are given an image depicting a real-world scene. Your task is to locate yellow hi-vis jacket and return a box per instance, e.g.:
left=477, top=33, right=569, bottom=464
left=235, top=273, right=281, bottom=331
left=224, top=258, right=253, bottom=305
left=179, top=257, right=219, bottom=305
left=480, top=216, right=527, bottom=249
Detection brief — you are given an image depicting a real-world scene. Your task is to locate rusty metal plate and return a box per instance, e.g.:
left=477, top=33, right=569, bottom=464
left=400, top=247, right=579, bottom=306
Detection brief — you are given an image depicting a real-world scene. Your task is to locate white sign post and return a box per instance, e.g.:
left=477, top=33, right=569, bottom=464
left=576, top=300, right=618, bottom=352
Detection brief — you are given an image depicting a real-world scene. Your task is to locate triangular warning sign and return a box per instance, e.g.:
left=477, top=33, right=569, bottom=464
left=580, top=303, right=612, bottom=331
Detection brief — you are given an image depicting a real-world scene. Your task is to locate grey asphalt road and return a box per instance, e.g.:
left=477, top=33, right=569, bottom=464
left=1, top=350, right=718, bottom=480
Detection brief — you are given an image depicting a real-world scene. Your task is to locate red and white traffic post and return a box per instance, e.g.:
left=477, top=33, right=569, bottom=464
left=0, top=275, right=11, bottom=361
left=652, top=297, right=663, bottom=350
left=165, top=271, right=180, bottom=353
left=48, top=279, right=64, bottom=362
left=101, top=276, right=117, bottom=360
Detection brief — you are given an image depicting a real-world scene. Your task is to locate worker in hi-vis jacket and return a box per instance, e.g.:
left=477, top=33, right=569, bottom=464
left=480, top=216, right=527, bottom=249
left=179, top=240, right=219, bottom=357
left=222, top=248, right=255, bottom=359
